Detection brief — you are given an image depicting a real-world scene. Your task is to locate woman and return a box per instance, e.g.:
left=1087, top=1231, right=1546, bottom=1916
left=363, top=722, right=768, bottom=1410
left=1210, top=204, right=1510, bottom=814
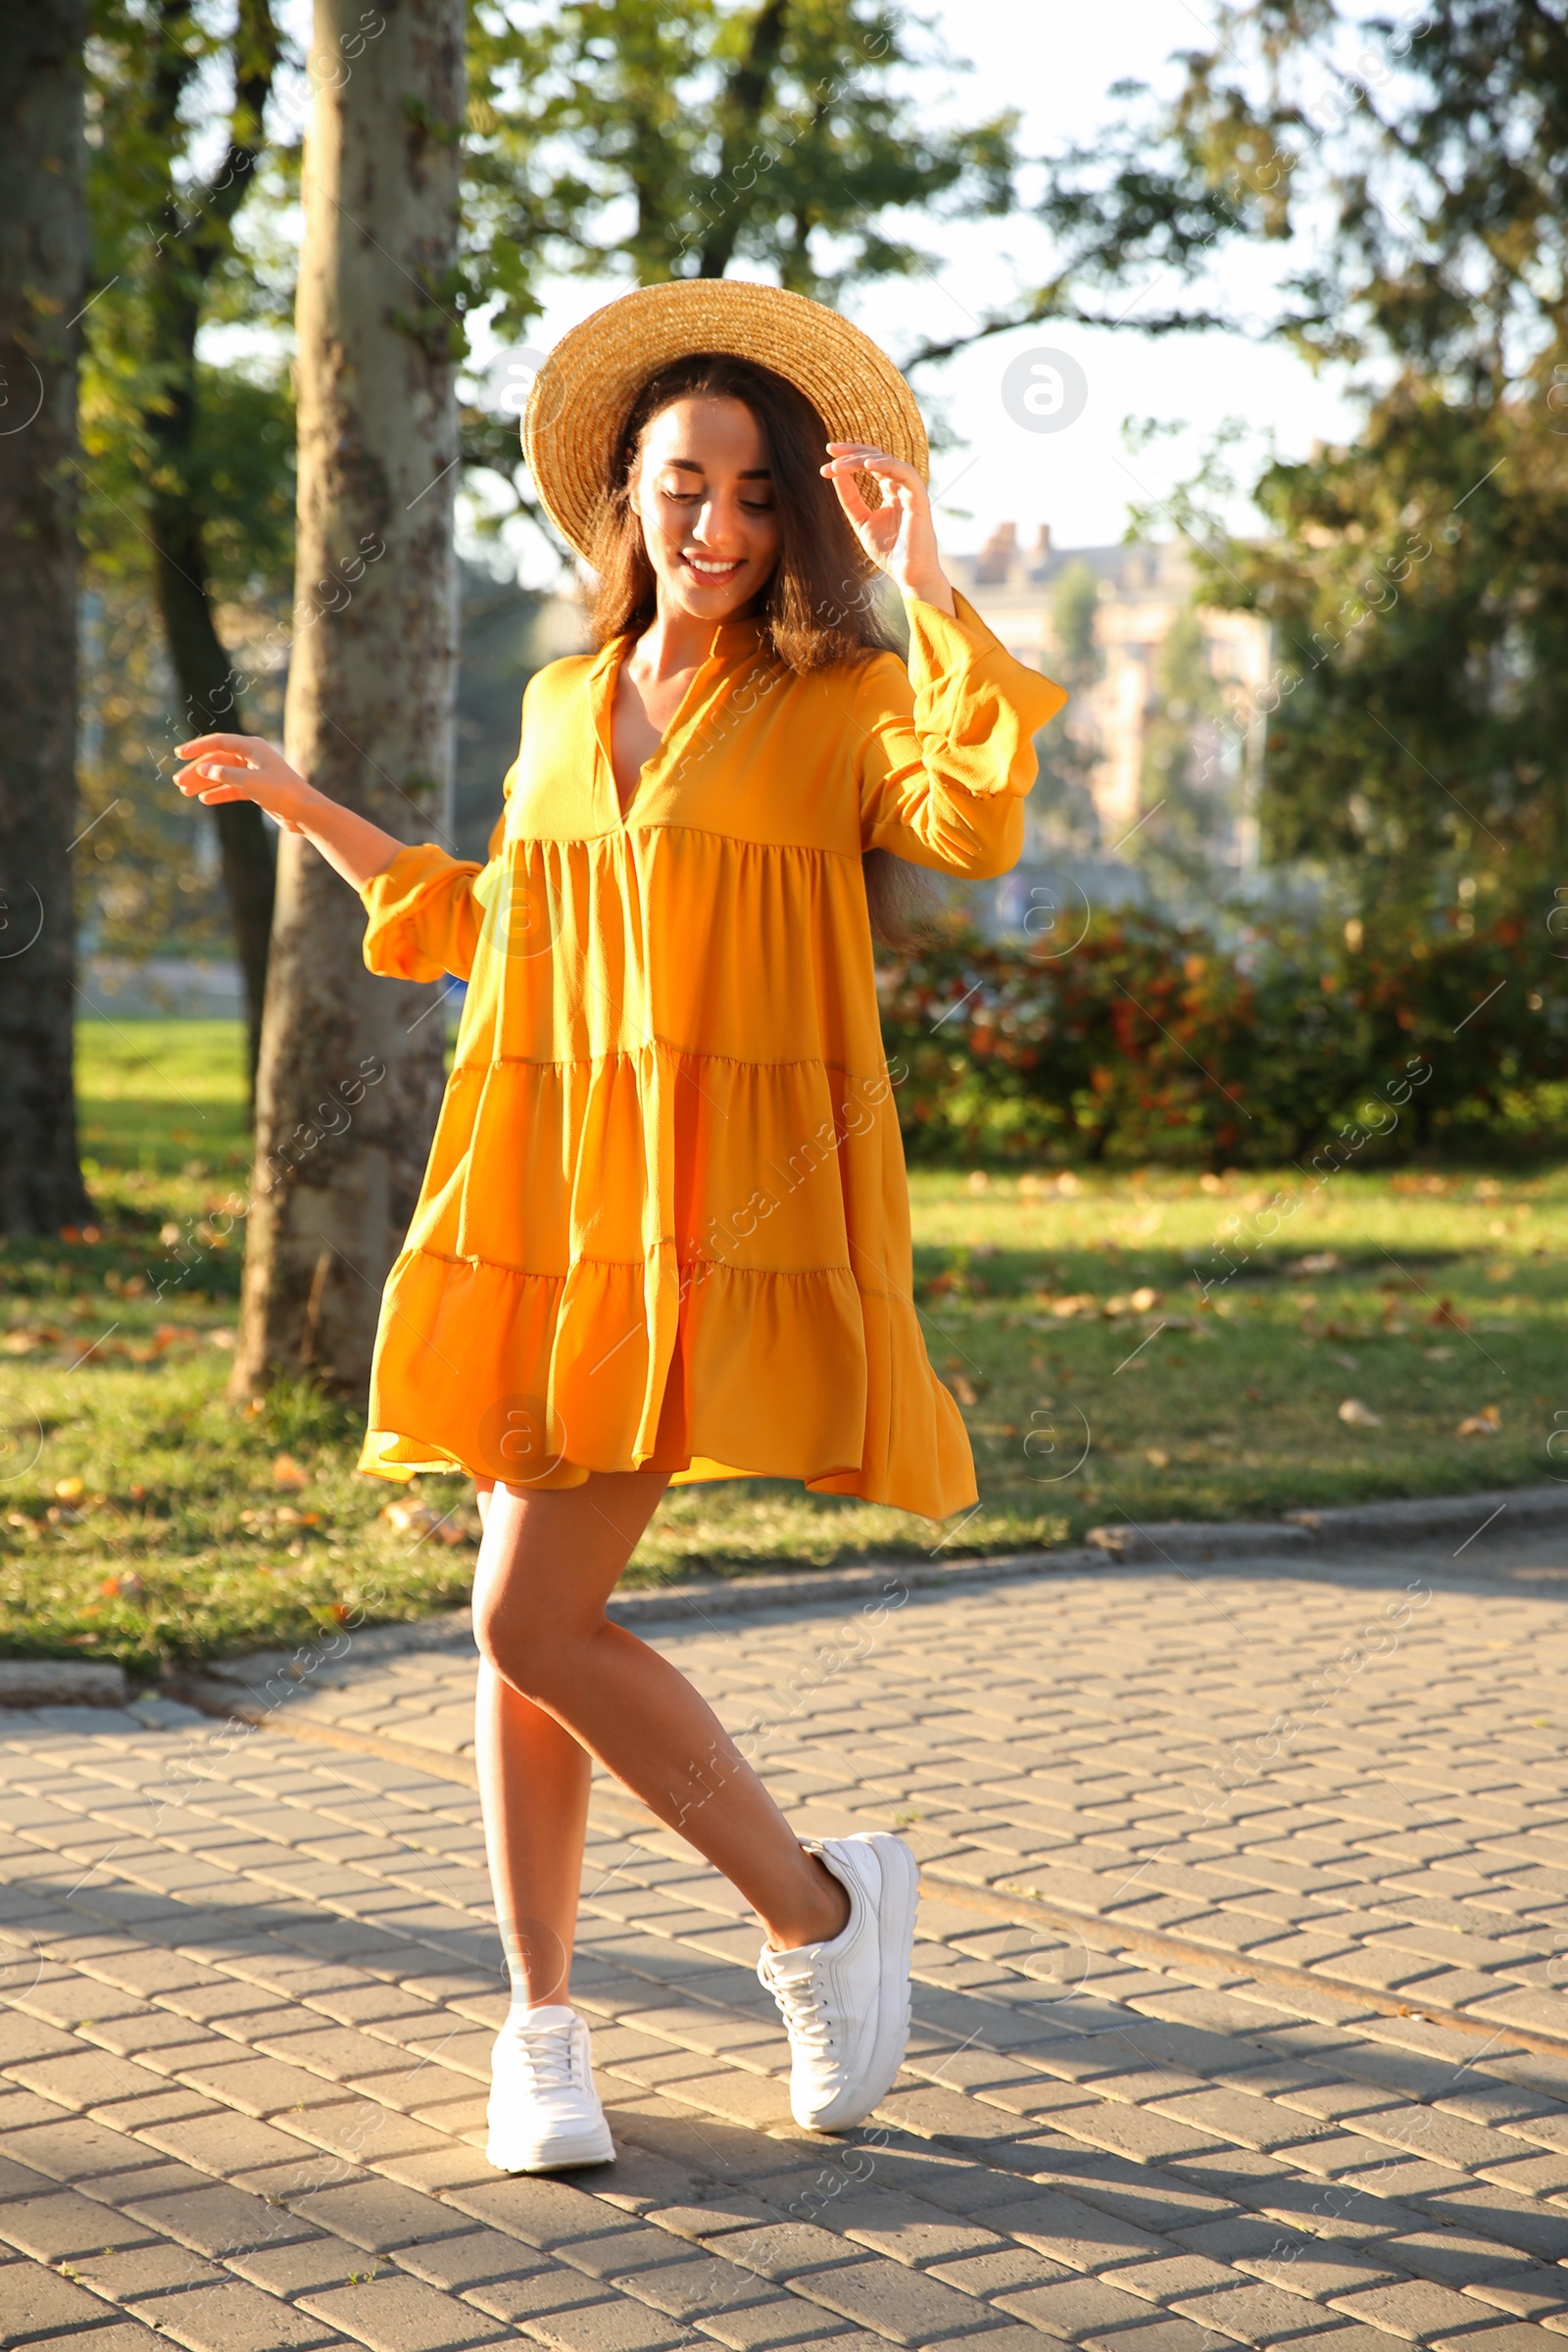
left=175, top=280, right=1065, bottom=2175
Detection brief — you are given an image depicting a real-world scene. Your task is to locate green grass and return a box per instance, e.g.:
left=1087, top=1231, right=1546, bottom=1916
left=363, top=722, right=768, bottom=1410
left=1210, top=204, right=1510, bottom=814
left=4, top=1018, right=1567, bottom=1673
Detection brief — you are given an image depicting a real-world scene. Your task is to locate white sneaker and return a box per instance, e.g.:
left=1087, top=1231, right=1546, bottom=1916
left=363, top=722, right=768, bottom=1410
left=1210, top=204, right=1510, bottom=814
left=485, top=2004, right=614, bottom=2173
left=757, top=1832, right=918, bottom=2131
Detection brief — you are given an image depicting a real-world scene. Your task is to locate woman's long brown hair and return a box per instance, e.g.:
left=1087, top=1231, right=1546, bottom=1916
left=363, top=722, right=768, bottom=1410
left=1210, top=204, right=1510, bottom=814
left=587, top=352, right=942, bottom=952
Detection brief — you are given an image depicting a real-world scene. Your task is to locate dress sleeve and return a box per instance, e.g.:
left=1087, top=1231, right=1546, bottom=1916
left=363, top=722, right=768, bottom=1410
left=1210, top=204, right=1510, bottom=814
left=359, top=843, right=485, bottom=984
left=856, top=588, right=1068, bottom=877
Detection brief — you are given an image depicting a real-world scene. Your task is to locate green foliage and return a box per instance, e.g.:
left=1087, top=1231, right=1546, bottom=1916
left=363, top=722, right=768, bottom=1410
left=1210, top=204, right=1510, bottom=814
left=81, top=0, right=293, bottom=590
left=1000, top=6, right=1568, bottom=926
left=1197, top=387, right=1568, bottom=920
left=878, top=908, right=1568, bottom=1168
left=465, top=0, right=1018, bottom=328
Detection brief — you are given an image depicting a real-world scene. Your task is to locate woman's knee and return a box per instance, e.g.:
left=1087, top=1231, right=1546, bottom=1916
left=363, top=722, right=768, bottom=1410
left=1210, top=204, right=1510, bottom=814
left=473, top=1594, right=595, bottom=1707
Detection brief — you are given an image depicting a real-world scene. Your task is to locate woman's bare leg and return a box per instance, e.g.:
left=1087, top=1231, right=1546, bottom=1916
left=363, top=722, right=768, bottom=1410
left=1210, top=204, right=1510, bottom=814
left=472, top=1470, right=849, bottom=1998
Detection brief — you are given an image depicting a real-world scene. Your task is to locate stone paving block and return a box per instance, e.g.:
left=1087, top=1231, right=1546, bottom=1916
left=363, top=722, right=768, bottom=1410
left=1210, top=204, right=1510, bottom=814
left=0, top=2016, right=80, bottom=2066
left=1428, top=2329, right=1568, bottom=2352
left=142, top=2110, right=323, bottom=2177
left=171, top=2054, right=358, bottom=2116
left=696, top=2228, right=867, bottom=2285
left=1050, top=2104, right=1223, bottom=2165
left=125, top=2182, right=318, bottom=2258
left=127, top=2279, right=341, bottom=2350
left=1467, top=2267, right=1568, bottom=2322
left=787, top=2257, right=998, bottom=2346
left=391, top=2230, right=557, bottom=2292
left=1170, top=2278, right=1341, bottom=2343
left=1397, top=2181, right=1568, bottom=2260
left=1373, top=2227, right=1538, bottom=2290
left=0, top=2253, right=119, bottom=2337
left=70, top=2242, right=226, bottom=2298
left=375, top=2150, right=498, bottom=2198
left=0, top=2160, right=54, bottom=2206
left=978, top=2191, right=1165, bottom=2270
left=996, top=2270, right=1168, bottom=2336
left=301, top=2274, right=512, bottom=2349
left=0, top=2188, right=159, bottom=2262
left=258, top=2028, right=445, bottom=2084
left=226, top=2233, right=384, bottom=2295
left=292, top=2181, right=484, bottom=2255
left=1152, top=2091, right=1348, bottom=2159
left=7, top=2048, right=172, bottom=2110
left=686, top=2295, right=858, bottom=2349
left=1477, top=2149, right=1568, bottom=2196
left=565, top=2228, right=710, bottom=2282
left=927, top=2249, right=1073, bottom=2301
left=17, top=2327, right=170, bottom=2352
left=504, top=2302, right=705, bottom=2352
left=450, top=2177, right=647, bottom=2255
left=1078, top=2321, right=1221, bottom=2352
left=604, top=2254, right=786, bottom=2326
left=1108, top=2253, right=1244, bottom=2304
left=279, top=2099, right=453, bottom=2163
left=464, top=2269, right=618, bottom=2326
left=1332, top=2277, right=1512, bottom=2339
left=3, top=2117, right=168, bottom=2181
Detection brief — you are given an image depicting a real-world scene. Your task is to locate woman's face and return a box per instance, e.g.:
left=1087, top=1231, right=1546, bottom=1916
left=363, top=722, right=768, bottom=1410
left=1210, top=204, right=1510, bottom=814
left=630, top=394, right=780, bottom=622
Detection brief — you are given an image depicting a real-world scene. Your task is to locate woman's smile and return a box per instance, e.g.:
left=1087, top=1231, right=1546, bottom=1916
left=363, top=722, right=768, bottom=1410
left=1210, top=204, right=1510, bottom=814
left=682, top=553, right=746, bottom=579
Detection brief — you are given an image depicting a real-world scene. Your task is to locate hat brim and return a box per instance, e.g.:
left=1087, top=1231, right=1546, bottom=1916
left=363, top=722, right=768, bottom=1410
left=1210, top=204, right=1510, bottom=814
left=522, top=280, right=929, bottom=564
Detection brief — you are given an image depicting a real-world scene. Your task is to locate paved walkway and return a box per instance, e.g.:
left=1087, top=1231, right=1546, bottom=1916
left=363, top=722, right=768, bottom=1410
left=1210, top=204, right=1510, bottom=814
left=3, top=1539, right=1568, bottom=2352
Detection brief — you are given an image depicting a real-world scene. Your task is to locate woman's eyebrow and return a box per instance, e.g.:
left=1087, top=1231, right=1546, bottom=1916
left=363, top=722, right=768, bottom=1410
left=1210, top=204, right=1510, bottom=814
left=660, top=458, right=774, bottom=478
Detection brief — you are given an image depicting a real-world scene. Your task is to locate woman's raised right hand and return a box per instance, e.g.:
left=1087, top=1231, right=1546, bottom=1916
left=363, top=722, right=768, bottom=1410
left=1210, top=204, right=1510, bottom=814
left=174, top=733, right=316, bottom=832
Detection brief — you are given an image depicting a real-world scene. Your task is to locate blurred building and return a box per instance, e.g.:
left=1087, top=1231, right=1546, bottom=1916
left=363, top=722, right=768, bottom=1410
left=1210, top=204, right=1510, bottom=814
left=452, top=564, right=587, bottom=861
left=946, top=524, right=1274, bottom=926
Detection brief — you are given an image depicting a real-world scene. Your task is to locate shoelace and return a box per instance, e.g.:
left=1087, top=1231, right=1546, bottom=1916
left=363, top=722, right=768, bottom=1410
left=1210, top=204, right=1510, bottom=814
left=508, top=2019, right=579, bottom=2091
left=758, top=1950, right=835, bottom=2055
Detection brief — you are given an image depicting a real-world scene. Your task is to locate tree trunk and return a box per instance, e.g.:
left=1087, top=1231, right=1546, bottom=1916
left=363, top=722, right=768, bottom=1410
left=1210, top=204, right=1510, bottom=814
left=0, top=0, right=94, bottom=1237
left=138, top=0, right=281, bottom=1100
left=230, top=0, right=463, bottom=1402
left=150, top=507, right=275, bottom=1092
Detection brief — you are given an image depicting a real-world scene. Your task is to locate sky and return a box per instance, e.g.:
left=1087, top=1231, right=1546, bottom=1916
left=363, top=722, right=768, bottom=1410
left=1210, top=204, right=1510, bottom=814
left=466, top=0, right=1366, bottom=580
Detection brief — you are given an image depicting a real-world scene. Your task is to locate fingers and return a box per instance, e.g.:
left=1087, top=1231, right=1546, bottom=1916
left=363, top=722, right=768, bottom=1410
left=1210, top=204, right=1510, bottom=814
left=820, top=443, right=924, bottom=491
left=173, top=760, right=253, bottom=790
left=174, top=731, right=269, bottom=759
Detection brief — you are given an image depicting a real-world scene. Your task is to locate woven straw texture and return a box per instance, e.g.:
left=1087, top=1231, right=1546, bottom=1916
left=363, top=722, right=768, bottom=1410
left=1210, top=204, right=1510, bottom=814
left=523, top=279, right=929, bottom=561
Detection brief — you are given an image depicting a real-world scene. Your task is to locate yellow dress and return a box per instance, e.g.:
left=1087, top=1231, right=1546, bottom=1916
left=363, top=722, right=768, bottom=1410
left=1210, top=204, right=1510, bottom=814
left=356, top=588, right=1065, bottom=1518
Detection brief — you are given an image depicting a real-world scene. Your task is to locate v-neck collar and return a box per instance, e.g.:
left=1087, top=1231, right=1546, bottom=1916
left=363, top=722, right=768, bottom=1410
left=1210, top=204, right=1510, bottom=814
left=590, top=614, right=765, bottom=827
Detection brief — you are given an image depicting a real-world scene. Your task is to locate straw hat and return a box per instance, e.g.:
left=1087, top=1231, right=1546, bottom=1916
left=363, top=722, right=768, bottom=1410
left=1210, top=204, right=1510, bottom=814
left=523, top=280, right=929, bottom=562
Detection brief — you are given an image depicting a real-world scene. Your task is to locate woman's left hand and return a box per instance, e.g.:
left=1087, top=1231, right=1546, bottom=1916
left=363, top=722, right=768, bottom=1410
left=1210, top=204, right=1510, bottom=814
left=820, top=444, right=957, bottom=617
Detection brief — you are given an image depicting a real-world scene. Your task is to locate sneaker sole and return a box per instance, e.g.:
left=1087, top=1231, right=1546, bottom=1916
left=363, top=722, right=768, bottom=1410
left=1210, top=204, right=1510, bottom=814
left=862, top=1830, right=918, bottom=2114
left=802, top=1832, right=919, bottom=2131
left=485, top=2119, right=614, bottom=2172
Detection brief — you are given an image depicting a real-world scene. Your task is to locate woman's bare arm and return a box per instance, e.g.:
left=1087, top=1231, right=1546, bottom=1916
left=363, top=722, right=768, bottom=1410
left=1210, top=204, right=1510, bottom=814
left=173, top=733, right=405, bottom=892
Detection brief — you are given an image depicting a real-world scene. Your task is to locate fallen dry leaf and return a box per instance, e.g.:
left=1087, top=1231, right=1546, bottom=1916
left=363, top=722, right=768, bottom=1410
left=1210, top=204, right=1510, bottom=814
left=1338, top=1398, right=1382, bottom=1428
left=271, top=1452, right=310, bottom=1490
left=1456, top=1405, right=1502, bottom=1438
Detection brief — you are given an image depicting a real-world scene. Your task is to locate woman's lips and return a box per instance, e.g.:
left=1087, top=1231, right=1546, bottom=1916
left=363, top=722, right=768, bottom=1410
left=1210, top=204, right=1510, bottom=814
left=682, top=554, right=745, bottom=580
